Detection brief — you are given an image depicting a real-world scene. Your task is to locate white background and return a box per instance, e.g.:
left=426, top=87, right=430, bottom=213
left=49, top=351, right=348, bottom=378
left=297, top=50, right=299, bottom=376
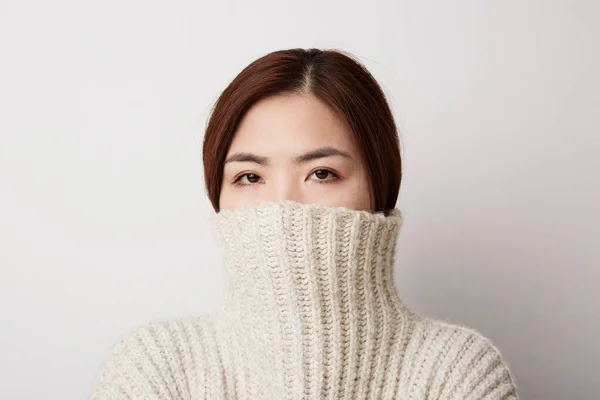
left=1, top=1, right=598, bottom=399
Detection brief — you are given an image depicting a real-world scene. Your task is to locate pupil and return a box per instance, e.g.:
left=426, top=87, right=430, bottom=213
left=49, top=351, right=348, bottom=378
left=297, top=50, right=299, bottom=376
left=316, top=170, right=328, bottom=179
left=248, top=174, right=259, bottom=183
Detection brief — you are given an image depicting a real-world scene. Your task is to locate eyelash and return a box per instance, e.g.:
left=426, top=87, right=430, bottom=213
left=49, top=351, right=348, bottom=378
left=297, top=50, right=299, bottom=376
left=232, top=169, right=340, bottom=188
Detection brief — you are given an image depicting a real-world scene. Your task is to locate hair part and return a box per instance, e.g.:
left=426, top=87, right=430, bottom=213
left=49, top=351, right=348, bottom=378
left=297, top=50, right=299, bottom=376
left=203, top=48, right=402, bottom=214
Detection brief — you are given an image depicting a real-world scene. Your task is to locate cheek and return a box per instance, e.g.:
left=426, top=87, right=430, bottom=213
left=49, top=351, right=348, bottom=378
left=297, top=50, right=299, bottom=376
left=307, top=173, right=372, bottom=212
left=218, top=184, right=249, bottom=211
left=218, top=186, right=231, bottom=211
left=346, top=171, right=373, bottom=211
left=219, top=179, right=268, bottom=211
left=343, top=181, right=372, bottom=211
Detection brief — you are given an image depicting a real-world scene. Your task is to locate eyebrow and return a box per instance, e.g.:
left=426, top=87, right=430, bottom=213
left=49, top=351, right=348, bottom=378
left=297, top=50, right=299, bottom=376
left=223, top=146, right=353, bottom=166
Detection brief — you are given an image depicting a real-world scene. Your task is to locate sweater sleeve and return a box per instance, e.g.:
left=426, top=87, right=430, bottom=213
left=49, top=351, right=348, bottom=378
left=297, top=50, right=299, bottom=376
left=89, top=320, right=195, bottom=400
left=436, top=325, right=519, bottom=400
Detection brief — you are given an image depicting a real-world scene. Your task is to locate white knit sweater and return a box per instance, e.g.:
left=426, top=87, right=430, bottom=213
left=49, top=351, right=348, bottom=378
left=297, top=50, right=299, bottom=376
left=90, top=200, right=518, bottom=399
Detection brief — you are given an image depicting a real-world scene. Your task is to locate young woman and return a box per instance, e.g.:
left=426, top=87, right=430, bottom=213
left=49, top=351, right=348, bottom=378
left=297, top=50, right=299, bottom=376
left=91, top=48, right=518, bottom=399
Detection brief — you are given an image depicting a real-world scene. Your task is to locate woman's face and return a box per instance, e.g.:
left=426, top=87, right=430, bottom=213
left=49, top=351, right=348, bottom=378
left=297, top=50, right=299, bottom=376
left=219, top=93, right=372, bottom=211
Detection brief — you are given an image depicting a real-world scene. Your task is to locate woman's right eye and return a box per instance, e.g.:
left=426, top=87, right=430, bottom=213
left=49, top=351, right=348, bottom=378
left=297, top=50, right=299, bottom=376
left=233, top=173, right=261, bottom=187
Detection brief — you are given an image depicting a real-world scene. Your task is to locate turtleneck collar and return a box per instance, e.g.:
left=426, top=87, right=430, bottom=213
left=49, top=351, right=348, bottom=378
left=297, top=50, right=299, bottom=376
left=209, top=201, right=414, bottom=397
left=211, top=200, right=405, bottom=314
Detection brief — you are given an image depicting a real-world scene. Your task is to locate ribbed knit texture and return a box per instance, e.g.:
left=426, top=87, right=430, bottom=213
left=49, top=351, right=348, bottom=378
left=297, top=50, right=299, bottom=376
left=90, top=200, right=518, bottom=399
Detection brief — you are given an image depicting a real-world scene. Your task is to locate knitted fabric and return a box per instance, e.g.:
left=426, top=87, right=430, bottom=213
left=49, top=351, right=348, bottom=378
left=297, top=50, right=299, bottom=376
left=90, top=200, right=518, bottom=399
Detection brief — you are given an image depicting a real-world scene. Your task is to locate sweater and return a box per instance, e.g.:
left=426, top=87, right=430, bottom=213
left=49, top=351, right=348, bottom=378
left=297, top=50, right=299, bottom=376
left=90, top=200, right=518, bottom=399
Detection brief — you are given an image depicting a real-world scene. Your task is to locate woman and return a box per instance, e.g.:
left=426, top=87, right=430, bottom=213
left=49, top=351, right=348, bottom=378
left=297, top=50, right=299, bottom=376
left=90, top=48, right=518, bottom=399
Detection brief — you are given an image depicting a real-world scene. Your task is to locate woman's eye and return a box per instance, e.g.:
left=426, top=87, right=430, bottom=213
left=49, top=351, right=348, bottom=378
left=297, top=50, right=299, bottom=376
left=233, top=169, right=339, bottom=187
left=310, top=169, right=338, bottom=182
left=234, top=173, right=261, bottom=186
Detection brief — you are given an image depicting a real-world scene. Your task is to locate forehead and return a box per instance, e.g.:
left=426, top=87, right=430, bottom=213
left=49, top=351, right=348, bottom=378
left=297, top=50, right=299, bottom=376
left=228, top=94, right=356, bottom=156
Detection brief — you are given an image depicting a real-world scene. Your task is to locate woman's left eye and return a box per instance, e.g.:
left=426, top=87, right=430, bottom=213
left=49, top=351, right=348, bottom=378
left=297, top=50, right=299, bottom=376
left=310, top=169, right=339, bottom=182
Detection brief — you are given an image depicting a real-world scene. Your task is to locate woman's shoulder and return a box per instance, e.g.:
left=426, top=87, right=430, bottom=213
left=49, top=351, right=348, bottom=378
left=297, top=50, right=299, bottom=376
left=400, top=314, right=519, bottom=399
left=89, top=315, right=216, bottom=400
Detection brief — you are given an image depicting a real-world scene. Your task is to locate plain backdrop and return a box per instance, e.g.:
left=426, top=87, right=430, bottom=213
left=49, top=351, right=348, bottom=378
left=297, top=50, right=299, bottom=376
left=1, top=1, right=598, bottom=399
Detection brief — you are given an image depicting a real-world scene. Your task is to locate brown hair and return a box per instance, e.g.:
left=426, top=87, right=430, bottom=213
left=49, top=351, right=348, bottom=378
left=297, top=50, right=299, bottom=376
left=203, top=48, right=402, bottom=214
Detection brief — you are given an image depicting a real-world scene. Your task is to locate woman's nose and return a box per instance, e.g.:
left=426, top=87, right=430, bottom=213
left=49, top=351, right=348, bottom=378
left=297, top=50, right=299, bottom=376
left=263, top=181, right=305, bottom=204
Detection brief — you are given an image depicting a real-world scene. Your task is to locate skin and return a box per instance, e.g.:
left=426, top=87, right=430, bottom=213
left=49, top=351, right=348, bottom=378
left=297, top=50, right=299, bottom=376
left=219, top=93, right=373, bottom=212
